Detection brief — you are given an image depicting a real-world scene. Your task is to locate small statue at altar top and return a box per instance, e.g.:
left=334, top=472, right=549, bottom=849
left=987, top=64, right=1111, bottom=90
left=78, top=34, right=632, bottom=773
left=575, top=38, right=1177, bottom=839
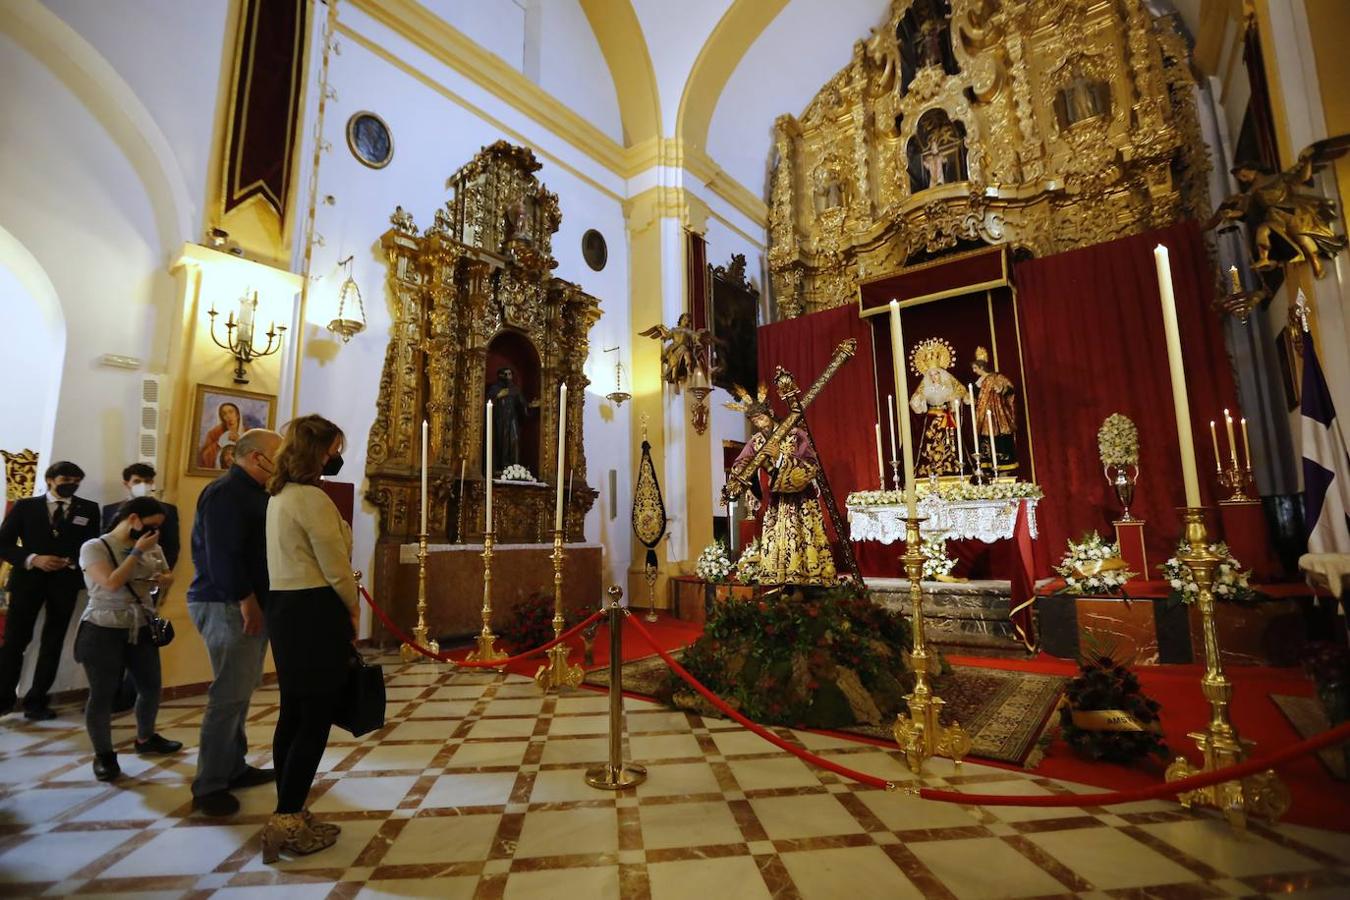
left=908, top=338, right=968, bottom=478
left=971, top=346, right=1019, bottom=474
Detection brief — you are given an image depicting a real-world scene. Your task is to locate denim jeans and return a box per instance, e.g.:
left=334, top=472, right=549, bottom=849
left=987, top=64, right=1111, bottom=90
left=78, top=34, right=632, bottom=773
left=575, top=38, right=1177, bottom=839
left=75, top=622, right=160, bottom=754
left=189, top=601, right=268, bottom=797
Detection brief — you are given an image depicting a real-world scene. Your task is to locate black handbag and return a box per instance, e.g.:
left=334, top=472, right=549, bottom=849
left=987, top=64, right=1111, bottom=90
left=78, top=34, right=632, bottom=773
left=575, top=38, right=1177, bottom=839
left=100, top=539, right=174, bottom=647
left=335, top=651, right=386, bottom=737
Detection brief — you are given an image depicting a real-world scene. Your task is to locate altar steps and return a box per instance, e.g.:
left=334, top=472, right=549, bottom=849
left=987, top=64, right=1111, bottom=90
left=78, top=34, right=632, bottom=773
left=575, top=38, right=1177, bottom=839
left=865, top=578, right=1032, bottom=659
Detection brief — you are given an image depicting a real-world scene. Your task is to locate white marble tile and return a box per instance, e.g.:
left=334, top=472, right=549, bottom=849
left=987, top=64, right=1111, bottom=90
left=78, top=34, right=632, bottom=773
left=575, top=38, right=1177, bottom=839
left=1139, top=819, right=1324, bottom=878
left=1027, top=826, right=1199, bottom=890
left=781, top=846, right=927, bottom=900
left=0, top=829, right=136, bottom=882
left=310, top=775, right=419, bottom=812
left=639, top=800, right=743, bottom=850
left=380, top=814, right=500, bottom=865
left=101, top=824, right=257, bottom=877
left=359, top=876, right=479, bottom=899
left=648, top=855, right=772, bottom=900
left=449, top=739, right=529, bottom=768
left=515, top=806, right=617, bottom=857
left=502, top=865, right=620, bottom=899
left=422, top=771, right=519, bottom=808
left=749, top=794, right=865, bottom=841
left=909, top=837, right=1069, bottom=900
left=350, top=742, right=441, bottom=772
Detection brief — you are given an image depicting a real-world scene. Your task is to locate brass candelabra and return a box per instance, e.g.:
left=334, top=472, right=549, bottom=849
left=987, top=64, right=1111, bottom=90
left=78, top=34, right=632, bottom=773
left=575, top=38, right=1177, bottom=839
left=535, top=529, right=583, bottom=688
left=893, top=515, right=971, bottom=772
left=1163, top=508, right=1289, bottom=826
left=400, top=533, right=440, bottom=663
left=466, top=531, right=507, bottom=664
left=1218, top=462, right=1255, bottom=503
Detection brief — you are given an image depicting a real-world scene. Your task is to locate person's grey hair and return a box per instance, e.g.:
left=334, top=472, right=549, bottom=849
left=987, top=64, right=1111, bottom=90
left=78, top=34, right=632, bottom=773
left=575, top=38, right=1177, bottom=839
left=235, top=428, right=281, bottom=460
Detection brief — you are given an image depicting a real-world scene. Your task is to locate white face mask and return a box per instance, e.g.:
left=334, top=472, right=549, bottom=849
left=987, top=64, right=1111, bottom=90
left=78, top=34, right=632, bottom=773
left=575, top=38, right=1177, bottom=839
left=129, top=482, right=153, bottom=498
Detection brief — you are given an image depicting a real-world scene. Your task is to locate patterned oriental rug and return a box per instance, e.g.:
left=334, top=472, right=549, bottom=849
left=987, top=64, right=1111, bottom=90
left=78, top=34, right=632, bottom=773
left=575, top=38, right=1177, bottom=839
left=585, top=655, right=1065, bottom=768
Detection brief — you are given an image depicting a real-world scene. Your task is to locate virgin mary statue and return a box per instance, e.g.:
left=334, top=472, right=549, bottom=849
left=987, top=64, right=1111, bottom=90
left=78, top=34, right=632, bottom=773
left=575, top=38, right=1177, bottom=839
left=908, top=338, right=968, bottom=477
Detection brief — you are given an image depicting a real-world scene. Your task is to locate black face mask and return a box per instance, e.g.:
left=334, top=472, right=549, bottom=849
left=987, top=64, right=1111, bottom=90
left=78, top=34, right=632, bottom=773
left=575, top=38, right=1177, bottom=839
left=129, top=525, right=159, bottom=541
left=54, top=482, right=78, bottom=498
left=322, top=454, right=344, bottom=477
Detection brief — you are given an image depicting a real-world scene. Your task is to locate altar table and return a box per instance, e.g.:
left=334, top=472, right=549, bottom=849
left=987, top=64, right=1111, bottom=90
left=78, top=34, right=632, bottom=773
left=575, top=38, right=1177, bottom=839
left=847, top=496, right=1040, bottom=544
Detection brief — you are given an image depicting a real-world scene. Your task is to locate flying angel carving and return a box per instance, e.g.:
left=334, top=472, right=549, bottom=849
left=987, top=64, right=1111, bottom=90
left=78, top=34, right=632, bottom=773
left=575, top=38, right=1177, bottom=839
left=639, top=313, right=722, bottom=393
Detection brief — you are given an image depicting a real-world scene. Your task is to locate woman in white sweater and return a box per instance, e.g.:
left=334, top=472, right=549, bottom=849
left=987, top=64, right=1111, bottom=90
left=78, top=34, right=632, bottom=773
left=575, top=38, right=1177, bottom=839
left=260, top=414, right=356, bottom=863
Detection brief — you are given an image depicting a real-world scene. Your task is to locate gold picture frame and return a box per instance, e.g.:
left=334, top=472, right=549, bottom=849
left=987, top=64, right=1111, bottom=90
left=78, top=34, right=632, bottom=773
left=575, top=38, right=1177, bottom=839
left=186, top=383, right=277, bottom=477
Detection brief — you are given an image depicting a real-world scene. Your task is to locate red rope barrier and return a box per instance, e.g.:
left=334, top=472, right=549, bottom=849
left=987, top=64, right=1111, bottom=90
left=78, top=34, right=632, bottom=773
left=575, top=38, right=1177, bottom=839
left=625, top=613, right=1350, bottom=806
left=358, top=585, right=604, bottom=667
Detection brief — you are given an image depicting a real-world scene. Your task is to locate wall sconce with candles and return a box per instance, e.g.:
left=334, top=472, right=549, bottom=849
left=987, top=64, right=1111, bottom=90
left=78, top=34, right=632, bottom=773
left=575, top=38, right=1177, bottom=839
left=327, top=255, right=367, bottom=343
left=207, top=290, right=286, bottom=384
left=602, top=346, right=630, bottom=406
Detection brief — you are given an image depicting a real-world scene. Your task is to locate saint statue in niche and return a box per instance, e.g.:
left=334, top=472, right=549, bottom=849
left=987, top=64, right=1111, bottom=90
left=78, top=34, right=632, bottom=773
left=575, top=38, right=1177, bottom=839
left=486, top=366, right=529, bottom=473
left=970, top=346, right=1018, bottom=474
left=910, top=109, right=966, bottom=192
left=908, top=338, right=968, bottom=477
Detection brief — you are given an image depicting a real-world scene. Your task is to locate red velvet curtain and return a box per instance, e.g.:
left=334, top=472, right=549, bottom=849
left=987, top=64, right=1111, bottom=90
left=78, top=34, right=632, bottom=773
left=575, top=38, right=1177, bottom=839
left=1013, top=220, right=1238, bottom=571
left=756, top=304, right=879, bottom=568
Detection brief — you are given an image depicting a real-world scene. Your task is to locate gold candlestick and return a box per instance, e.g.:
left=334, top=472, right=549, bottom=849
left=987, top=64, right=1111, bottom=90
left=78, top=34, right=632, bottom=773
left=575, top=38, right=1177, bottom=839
left=643, top=560, right=659, bottom=623
left=1164, top=508, right=1288, bottom=826
left=466, top=531, right=507, bottom=663
left=536, top=529, right=583, bottom=688
left=1218, top=463, right=1255, bottom=502
left=893, top=516, right=970, bottom=772
left=400, top=533, right=441, bottom=663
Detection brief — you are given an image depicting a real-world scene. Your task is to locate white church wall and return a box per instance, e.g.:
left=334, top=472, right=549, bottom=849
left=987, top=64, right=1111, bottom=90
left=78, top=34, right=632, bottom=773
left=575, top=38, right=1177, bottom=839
left=536, top=0, right=624, bottom=144
left=419, top=0, right=528, bottom=72
left=630, top=0, right=729, bottom=137
left=0, top=227, right=65, bottom=470
left=292, top=10, right=635, bottom=602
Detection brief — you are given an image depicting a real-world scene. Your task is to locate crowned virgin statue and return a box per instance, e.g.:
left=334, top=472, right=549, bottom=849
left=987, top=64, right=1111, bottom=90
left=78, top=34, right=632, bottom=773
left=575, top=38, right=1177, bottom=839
left=908, top=338, right=968, bottom=478
left=726, top=386, right=837, bottom=586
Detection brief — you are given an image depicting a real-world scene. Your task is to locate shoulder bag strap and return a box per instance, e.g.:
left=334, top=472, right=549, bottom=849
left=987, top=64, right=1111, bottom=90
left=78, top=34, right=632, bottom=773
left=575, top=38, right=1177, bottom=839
left=99, top=537, right=144, bottom=605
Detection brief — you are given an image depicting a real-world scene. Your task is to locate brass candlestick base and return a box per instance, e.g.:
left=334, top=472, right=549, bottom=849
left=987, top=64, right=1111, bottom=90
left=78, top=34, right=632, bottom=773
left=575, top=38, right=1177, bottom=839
left=889, top=459, right=902, bottom=492
left=1218, top=464, right=1255, bottom=502
left=536, top=530, right=583, bottom=689
left=1164, top=508, right=1289, bottom=827
left=401, top=534, right=441, bottom=663
left=466, top=531, right=507, bottom=664
left=893, top=516, right=971, bottom=773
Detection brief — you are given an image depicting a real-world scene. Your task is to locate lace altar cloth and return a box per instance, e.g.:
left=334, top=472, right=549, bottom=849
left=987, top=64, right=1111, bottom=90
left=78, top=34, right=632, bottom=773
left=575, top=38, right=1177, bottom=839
left=846, top=496, right=1040, bottom=545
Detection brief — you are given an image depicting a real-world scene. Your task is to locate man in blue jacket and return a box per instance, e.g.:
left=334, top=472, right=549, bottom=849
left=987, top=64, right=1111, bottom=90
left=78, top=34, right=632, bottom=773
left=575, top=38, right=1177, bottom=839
left=188, top=428, right=280, bottom=816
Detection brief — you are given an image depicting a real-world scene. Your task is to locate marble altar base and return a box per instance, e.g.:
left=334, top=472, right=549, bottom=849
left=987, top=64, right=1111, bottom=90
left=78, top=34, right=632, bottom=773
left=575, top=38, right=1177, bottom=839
left=371, top=542, right=603, bottom=644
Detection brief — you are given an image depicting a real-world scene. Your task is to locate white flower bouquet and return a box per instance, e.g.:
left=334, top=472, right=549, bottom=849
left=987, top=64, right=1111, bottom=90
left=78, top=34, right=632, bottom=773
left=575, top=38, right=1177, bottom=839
left=847, top=481, right=1043, bottom=507
left=696, top=541, right=733, bottom=583
left=1098, top=414, right=1140, bottom=468
left=1160, top=542, right=1254, bottom=604
left=1055, top=532, right=1135, bottom=595
left=921, top=535, right=955, bottom=580
left=734, top=537, right=762, bottom=584
left=500, top=464, right=535, bottom=482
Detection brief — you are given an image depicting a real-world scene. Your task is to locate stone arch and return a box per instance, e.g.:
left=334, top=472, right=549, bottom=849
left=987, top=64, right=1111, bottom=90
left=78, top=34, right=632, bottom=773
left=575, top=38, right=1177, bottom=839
left=1, top=0, right=195, bottom=252
left=579, top=0, right=662, bottom=147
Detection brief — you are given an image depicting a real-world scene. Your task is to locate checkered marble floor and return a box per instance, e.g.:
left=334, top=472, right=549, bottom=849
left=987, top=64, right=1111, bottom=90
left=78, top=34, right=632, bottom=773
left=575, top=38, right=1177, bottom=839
left=1, top=658, right=1348, bottom=899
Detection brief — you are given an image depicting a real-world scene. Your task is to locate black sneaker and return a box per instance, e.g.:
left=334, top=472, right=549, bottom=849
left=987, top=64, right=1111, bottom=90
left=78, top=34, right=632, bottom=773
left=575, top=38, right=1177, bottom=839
left=191, top=790, right=241, bottom=817
left=229, top=765, right=276, bottom=789
left=23, top=707, right=57, bottom=721
left=93, top=751, right=120, bottom=782
left=134, top=733, right=183, bottom=755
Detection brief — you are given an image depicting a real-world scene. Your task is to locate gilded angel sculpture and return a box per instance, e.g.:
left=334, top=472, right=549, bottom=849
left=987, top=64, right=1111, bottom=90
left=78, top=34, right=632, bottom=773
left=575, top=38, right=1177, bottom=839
left=638, top=313, right=719, bottom=393
left=1207, top=135, right=1350, bottom=279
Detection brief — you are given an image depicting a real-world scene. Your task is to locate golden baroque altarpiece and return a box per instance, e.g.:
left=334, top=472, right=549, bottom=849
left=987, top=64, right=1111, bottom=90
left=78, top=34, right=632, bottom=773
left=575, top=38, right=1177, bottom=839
left=366, top=141, right=601, bottom=547
left=768, top=0, right=1211, bottom=315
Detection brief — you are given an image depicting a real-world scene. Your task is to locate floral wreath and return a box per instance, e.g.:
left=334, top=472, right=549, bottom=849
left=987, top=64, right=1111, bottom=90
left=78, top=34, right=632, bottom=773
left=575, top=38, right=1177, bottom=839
left=910, top=337, right=955, bottom=377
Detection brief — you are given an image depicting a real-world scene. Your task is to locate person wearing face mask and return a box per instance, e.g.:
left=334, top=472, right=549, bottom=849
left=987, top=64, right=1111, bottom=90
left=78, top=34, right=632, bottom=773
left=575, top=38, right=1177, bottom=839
left=0, top=461, right=101, bottom=720
left=259, top=414, right=355, bottom=862
left=76, top=496, right=183, bottom=780
left=187, top=428, right=282, bottom=817
left=101, top=464, right=181, bottom=569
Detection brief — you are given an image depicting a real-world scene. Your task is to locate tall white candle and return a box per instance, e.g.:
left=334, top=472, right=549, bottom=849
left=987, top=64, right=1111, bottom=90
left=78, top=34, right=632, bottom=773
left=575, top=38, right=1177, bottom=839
left=555, top=383, right=568, bottom=531
left=420, top=419, right=429, bottom=535
left=875, top=423, right=885, bottom=489
left=967, top=383, right=979, bottom=453
left=888, top=300, right=917, bottom=517
left=1223, top=409, right=1239, bottom=469
left=485, top=399, right=494, bottom=532
left=1154, top=244, right=1202, bottom=507
left=458, top=457, right=467, bottom=541
left=1209, top=420, right=1222, bottom=473
left=986, top=409, right=997, bottom=472
left=955, top=402, right=964, bottom=474
left=1240, top=417, right=1251, bottom=471
left=887, top=395, right=897, bottom=463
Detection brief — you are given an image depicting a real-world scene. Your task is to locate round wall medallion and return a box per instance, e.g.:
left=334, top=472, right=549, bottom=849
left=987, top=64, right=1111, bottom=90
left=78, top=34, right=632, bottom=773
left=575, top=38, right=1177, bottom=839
left=582, top=229, right=607, bottom=271
left=346, top=111, right=393, bottom=169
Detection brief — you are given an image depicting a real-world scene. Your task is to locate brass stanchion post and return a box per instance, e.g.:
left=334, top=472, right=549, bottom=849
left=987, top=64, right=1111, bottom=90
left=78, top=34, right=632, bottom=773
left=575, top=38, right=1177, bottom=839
left=465, top=531, right=507, bottom=663
left=893, top=515, right=970, bottom=772
left=535, top=528, right=583, bottom=688
left=1165, top=508, right=1289, bottom=826
left=400, top=533, right=440, bottom=663
left=585, top=587, right=647, bottom=790
left=643, top=560, right=659, bottom=623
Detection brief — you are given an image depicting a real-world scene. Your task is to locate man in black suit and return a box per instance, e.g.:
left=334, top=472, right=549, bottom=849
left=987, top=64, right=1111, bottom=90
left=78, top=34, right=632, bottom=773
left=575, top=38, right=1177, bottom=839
left=102, top=464, right=180, bottom=569
left=0, top=461, right=101, bottom=720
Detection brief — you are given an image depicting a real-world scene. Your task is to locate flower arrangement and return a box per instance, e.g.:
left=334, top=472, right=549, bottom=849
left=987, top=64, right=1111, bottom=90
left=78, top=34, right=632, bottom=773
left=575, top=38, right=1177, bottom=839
left=1159, top=541, right=1254, bottom=604
left=847, top=480, right=1043, bottom=506
left=1098, top=414, right=1140, bottom=468
left=921, top=535, right=955, bottom=580
left=499, top=464, right=535, bottom=482
left=1054, top=532, right=1135, bottom=595
left=498, top=592, right=586, bottom=654
left=696, top=541, right=733, bottom=583
left=734, top=537, right=762, bottom=585
left=1058, top=643, right=1168, bottom=764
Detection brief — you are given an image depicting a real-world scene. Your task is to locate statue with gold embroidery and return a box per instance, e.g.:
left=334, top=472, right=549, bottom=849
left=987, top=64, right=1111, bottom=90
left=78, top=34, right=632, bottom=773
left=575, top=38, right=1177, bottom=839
left=908, top=338, right=968, bottom=478
left=970, top=346, right=1018, bottom=475
left=1207, top=136, right=1350, bottom=279
left=726, top=386, right=837, bottom=587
